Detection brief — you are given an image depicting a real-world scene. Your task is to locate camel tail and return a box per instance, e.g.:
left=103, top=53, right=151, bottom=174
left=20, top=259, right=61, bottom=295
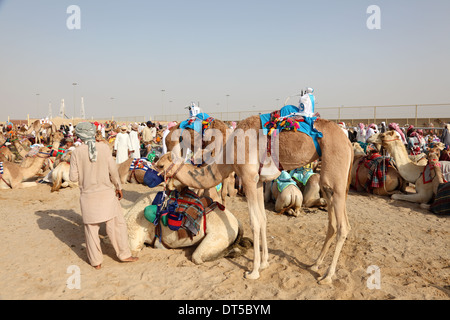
left=224, top=220, right=253, bottom=259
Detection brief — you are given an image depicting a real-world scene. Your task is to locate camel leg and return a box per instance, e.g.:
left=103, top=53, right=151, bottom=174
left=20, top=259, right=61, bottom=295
left=256, top=181, right=269, bottom=270
left=391, top=188, right=433, bottom=204
left=192, top=232, right=230, bottom=265
left=242, top=177, right=265, bottom=280
left=317, top=192, right=350, bottom=285
left=310, top=187, right=336, bottom=273
left=16, top=182, right=39, bottom=189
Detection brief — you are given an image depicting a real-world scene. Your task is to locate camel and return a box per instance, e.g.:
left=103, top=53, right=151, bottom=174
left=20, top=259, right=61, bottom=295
left=421, top=152, right=450, bottom=214
left=290, top=167, right=327, bottom=208
left=20, top=131, right=65, bottom=170
left=371, top=131, right=450, bottom=205
left=50, top=151, right=77, bottom=192
left=0, top=133, right=16, bottom=162
left=264, top=172, right=303, bottom=217
left=165, top=117, right=236, bottom=206
left=0, top=145, right=15, bottom=162
left=351, top=142, right=406, bottom=196
left=124, top=191, right=250, bottom=264
left=117, top=158, right=150, bottom=185
left=26, top=120, right=57, bottom=145
left=155, top=114, right=353, bottom=284
left=9, top=132, right=30, bottom=160
left=0, top=146, right=52, bottom=189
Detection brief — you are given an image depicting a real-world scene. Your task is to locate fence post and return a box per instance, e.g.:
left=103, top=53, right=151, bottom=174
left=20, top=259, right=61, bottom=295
left=415, top=105, right=418, bottom=127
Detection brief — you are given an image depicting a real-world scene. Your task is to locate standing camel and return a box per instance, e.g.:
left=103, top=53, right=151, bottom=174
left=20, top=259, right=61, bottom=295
left=156, top=114, right=353, bottom=284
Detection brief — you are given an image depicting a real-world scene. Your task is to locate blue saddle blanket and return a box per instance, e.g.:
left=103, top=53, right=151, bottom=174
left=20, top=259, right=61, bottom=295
left=180, top=113, right=211, bottom=133
left=259, top=105, right=323, bottom=157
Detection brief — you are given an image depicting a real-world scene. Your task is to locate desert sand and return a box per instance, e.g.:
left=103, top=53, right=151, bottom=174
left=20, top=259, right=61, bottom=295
left=0, top=181, right=448, bottom=300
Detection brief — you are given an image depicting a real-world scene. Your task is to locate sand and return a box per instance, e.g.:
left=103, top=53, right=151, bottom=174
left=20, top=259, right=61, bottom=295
left=0, top=182, right=448, bottom=300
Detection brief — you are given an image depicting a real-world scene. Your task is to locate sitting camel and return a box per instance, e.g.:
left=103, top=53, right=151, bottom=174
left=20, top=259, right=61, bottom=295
left=351, top=142, right=406, bottom=196
left=117, top=158, right=150, bottom=185
left=264, top=171, right=303, bottom=217
left=420, top=152, right=450, bottom=214
left=124, top=191, right=251, bottom=264
left=50, top=151, right=77, bottom=192
left=290, top=166, right=327, bottom=208
left=372, top=131, right=450, bottom=205
left=0, top=146, right=52, bottom=189
left=0, top=133, right=16, bottom=162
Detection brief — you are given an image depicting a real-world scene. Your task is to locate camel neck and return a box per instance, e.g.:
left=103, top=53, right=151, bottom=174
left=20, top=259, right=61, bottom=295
left=175, top=162, right=233, bottom=190
left=386, top=140, right=423, bottom=183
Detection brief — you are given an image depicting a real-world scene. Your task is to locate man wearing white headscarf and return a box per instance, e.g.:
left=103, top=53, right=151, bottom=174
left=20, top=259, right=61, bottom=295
left=129, top=123, right=141, bottom=159
left=69, top=122, right=138, bottom=269
left=114, top=125, right=132, bottom=164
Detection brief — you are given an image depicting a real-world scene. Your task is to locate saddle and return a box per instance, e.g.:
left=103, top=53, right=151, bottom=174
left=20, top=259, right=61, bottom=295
left=148, top=188, right=225, bottom=242
left=356, top=153, right=396, bottom=191
left=259, top=106, right=323, bottom=175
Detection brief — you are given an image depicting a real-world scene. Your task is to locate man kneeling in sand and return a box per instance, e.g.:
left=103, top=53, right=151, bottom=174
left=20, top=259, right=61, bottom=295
left=69, top=122, right=138, bottom=269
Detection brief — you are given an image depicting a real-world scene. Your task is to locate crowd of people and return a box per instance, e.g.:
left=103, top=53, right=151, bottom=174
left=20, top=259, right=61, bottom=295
left=338, top=121, right=450, bottom=160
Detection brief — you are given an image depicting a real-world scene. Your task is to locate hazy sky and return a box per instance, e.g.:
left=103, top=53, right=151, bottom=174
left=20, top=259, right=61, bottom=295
left=1, top=0, right=449, bottom=120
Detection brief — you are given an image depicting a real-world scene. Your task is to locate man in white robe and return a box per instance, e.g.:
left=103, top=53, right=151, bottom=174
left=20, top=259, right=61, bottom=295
left=114, top=126, right=132, bottom=164
left=129, top=123, right=141, bottom=159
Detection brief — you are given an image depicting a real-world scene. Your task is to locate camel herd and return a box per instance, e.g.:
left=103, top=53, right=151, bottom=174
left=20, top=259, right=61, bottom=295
left=1, top=116, right=448, bottom=284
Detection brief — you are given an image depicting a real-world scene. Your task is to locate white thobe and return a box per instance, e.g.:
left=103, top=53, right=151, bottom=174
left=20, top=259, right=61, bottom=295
left=114, top=132, right=132, bottom=164
left=129, top=130, right=141, bottom=159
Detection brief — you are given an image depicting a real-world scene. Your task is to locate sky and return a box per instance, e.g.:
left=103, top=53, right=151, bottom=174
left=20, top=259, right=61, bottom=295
left=0, top=0, right=449, bottom=121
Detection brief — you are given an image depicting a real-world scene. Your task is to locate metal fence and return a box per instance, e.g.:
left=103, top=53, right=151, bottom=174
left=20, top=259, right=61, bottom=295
left=153, top=103, right=450, bottom=127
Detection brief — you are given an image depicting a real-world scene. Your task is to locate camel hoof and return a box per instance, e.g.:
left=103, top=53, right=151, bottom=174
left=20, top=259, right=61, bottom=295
left=317, top=275, right=333, bottom=285
left=260, top=261, right=269, bottom=270
left=244, top=271, right=260, bottom=280
left=309, top=265, right=319, bottom=272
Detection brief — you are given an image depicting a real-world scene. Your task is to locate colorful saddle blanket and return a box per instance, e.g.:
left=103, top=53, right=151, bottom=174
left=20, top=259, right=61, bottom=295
left=180, top=113, right=214, bottom=135
left=168, top=188, right=225, bottom=238
left=358, top=153, right=396, bottom=191
left=259, top=105, right=323, bottom=157
left=129, top=158, right=151, bottom=172
left=423, top=161, right=450, bottom=184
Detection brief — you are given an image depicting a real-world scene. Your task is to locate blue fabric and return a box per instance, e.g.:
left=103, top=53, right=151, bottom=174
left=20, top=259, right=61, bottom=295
left=259, top=106, right=323, bottom=157
left=309, top=94, right=315, bottom=112
left=290, top=167, right=315, bottom=186
left=180, top=113, right=211, bottom=133
left=276, top=171, right=298, bottom=193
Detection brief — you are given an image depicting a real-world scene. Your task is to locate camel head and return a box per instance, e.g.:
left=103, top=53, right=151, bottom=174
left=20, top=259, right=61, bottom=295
left=428, top=142, right=445, bottom=159
left=154, top=152, right=186, bottom=191
left=427, top=151, right=440, bottom=166
left=51, top=131, right=65, bottom=143
left=376, top=130, right=400, bottom=148
left=366, top=132, right=381, bottom=144
left=352, top=142, right=365, bottom=157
